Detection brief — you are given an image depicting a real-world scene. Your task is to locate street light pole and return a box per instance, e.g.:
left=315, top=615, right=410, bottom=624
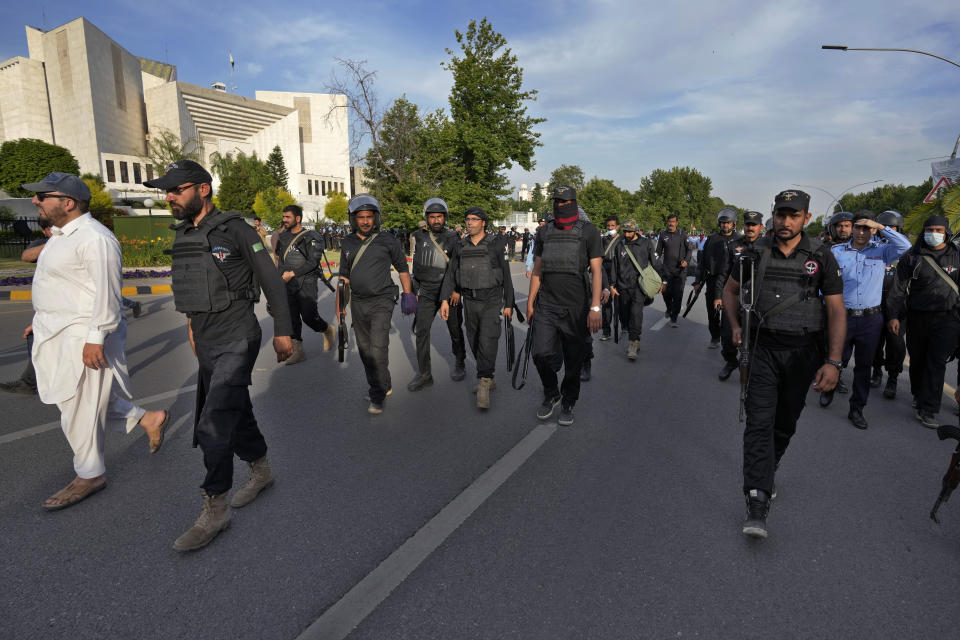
left=822, top=45, right=960, bottom=70
left=792, top=179, right=884, bottom=221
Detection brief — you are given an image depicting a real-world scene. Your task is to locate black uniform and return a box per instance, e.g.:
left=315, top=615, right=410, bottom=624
left=339, top=230, right=409, bottom=403
left=886, top=240, right=960, bottom=416
left=440, top=233, right=514, bottom=379
left=601, top=233, right=620, bottom=337
left=697, top=230, right=742, bottom=341
left=732, top=233, right=843, bottom=496
left=873, top=254, right=907, bottom=384
left=275, top=228, right=329, bottom=341
left=613, top=234, right=657, bottom=341
left=716, top=235, right=758, bottom=368
left=532, top=219, right=603, bottom=406
left=170, top=208, right=292, bottom=497
left=656, top=228, right=691, bottom=322
left=411, top=227, right=466, bottom=375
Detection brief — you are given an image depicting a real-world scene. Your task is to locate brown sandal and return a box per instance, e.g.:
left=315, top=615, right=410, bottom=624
left=43, top=479, right=107, bottom=511
left=148, top=411, right=170, bottom=454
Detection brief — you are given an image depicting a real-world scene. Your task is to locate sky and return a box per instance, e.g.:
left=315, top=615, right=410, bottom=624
left=2, top=0, right=958, bottom=217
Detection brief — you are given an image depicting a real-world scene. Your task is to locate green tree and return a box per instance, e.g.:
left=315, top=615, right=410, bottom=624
left=217, top=153, right=272, bottom=213
left=265, top=145, right=290, bottom=189
left=547, top=164, right=586, bottom=194
left=904, top=181, right=960, bottom=235
left=143, top=128, right=201, bottom=176
left=443, top=18, right=545, bottom=205
left=83, top=177, right=114, bottom=213
left=0, top=138, right=80, bottom=197
left=579, top=177, right=625, bottom=227
left=636, top=166, right=713, bottom=231
left=836, top=180, right=934, bottom=218
left=252, top=187, right=298, bottom=229
left=530, top=182, right=546, bottom=213
left=325, top=191, right=349, bottom=223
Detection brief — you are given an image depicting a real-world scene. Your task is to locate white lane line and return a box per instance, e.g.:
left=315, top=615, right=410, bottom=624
left=297, top=423, right=558, bottom=640
left=650, top=317, right=670, bottom=331
left=0, top=384, right=197, bottom=446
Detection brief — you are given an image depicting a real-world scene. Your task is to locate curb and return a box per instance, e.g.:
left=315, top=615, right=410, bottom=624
left=0, top=284, right=172, bottom=301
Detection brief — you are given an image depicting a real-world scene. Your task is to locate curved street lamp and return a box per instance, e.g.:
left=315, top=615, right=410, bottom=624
left=792, top=180, right=884, bottom=221
left=821, top=45, right=960, bottom=70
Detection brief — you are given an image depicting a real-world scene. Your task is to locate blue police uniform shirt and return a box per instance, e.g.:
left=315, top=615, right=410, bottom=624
left=831, top=226, right=911, bottom=309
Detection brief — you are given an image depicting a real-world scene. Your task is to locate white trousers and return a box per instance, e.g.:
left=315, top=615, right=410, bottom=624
left=56, top=365, right=145, bottom=478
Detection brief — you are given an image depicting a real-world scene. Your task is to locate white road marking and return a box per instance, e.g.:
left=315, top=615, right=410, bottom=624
left=0, top=384, right=197, bottom=446
left=650, top=317, right=670, bottom=331
left=297, top=423, right=558, bottom=640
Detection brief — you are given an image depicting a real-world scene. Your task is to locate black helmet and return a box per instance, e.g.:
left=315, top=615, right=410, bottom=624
left=717, top=207, right=737, bottom=223
left=877, top=210, right=903, bottom=229
left=348, top=193, right=382, bottom=232
left=827, top=211, right=854, bottom=241
left=423, top=197, right=448, bottom=220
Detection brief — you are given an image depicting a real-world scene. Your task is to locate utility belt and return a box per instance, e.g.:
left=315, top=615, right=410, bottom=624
left=460, top=286, right=500, bottom=299
left=846, top=305, right=881, bottom=317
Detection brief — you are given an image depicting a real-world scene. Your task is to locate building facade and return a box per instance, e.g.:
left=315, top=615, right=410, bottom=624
left=0, top=17, right=350, bottom=213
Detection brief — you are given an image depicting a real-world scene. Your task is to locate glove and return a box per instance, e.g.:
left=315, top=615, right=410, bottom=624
left=401, top=292, right=418, bottom=316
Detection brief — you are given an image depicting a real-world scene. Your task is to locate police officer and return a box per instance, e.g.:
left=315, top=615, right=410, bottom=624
left=611, top=219, right=656, bottom=360
left=407, top=198, right=467, bottom=391
left=275, top=204, right=336, bottom=365
left=439, top=207, right=514, bottom=409
left=886, top=214, right=960, bottom=428
left=871, top=210, right=908, bottom=399
left=715, top=211, right=764, bottom=381
left=656, top=214, right=691, bottom=327
left=337, top=194, right=415, bottom=415
left=722, top=189, right=845, bottom=539
left=144, top=160, right=294, bottom=552
left=527, top=186, right=603, bottom=426
left=826, top=211, right=854, bottom=246
left=600, top=216, right=621, bottom=341
left=694, top=208, right=742, bottom=348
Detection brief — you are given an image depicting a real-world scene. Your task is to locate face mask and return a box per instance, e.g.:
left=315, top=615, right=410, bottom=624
left=925, top=232, right=945, bottom=246
left=605, top=229, right=617, bottom=236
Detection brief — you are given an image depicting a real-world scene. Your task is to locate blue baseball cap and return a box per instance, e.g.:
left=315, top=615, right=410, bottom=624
left=22, top=172, right=91, bottom=201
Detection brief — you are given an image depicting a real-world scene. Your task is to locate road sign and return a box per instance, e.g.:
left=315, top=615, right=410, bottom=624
left=924, top=176, right=953, bottom=203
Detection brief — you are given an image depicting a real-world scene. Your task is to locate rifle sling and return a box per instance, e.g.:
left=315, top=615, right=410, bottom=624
left=281, top=229, right=311, bottom=264
left=921, top=255, right=960, bottom=297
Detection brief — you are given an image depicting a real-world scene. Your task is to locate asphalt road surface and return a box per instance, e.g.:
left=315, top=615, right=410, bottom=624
left=2, top=264, right=959, bottom=640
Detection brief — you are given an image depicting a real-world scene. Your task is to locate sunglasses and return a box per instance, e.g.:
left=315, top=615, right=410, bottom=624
left=465, top=216, right=483, bottom=222
left=166, top=183, right=198, bottom=195
left=36, top=193, right=76, bottom=202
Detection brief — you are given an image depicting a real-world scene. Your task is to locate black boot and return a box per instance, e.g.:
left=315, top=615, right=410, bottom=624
left=406, top=373, right=434, bottom=392
left=742, top=489, right=770, bottom=538
left=883, top=376, right=897, bottom=399
left=819, top=389, right=834, bottom=407
left=870, top=369, right=882, bottom=388
left=451, top=359, right=466, bottom=382
left=718, top=361, right=737, bottom=381
left=848, top=407, right=868, bottom=430
left=580, top=361, right=591, bottom=382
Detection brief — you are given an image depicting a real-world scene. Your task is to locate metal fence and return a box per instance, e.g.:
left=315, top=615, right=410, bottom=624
left=0, top=217, right=44, bottom=259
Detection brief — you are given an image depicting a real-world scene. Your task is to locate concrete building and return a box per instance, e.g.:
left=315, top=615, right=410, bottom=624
left=0, top=17, right=350, bottom=212
left=517, top=183, right=548, bottom=203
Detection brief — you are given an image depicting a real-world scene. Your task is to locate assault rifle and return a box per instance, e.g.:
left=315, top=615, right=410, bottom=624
left=316, top=249, right=336, bottom=293
left=930, top=424, right=960, bottom=523
left=336, top=279, right=349, bottom=363
left=682, top=286, right=701, bottom=319
left=737, top=253, right=755, bottom=423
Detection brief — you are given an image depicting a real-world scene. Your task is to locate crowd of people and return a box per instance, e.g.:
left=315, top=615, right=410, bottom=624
left=9, top=160, right=960, bottom=549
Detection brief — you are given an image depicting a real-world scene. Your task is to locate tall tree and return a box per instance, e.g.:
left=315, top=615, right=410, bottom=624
left=579, top=177, right=625, bottom=227
left=0, top=139, right=80, bottom=197
left=265, top=145, right=290, bottom=190
left=547, top=164, right=586, bottom=194
left=837, top=180, right=933, bottom=218
left=143, top=128, right=201, bottom=176
left=443, top=18, right=545, bottom=207
left=252, top=186, right=297, bottom=229
left=217, top=153, right=272, bottom=213
left=637, top=167, right=713, bottom=231
left=530, top=182, right=547, bottom=214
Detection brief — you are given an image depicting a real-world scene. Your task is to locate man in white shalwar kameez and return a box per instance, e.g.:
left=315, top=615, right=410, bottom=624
left=23, top=172, right=169, bottom=511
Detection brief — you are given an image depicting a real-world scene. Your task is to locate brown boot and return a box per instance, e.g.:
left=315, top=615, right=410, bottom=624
left=476, top=377, right=493, bottom=409
left=323, top=325, right=337, bottom=351
left=284, top=339, right=306, bottom=365
left=230, top=456, right=275, bottom=508
left=173, top=492, right=231, bottom=552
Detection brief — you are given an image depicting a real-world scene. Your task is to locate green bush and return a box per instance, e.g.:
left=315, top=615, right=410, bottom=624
left=118, top=235, right=172, bottom=267
left=0, top=139, right=80, bottom=197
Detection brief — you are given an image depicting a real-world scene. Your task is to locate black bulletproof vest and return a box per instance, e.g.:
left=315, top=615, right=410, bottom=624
left=459, top=234, right=502, bottom=290
left=540, top=221, right=586, bottom=275
left=170, top=211, right=258, bottom=313
left=745, top=239, right=826, bottom=335
left=279, top=231, right=310, bottom=272
left=413, top=229, right=454, bottom=283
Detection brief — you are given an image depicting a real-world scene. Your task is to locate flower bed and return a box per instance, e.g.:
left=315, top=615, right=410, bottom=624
left=120, top=236, right=172, bottom=267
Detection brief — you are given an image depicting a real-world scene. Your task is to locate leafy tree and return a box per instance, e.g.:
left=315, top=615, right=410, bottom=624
left=252, top=187, right=297, bottom=229
left=547, top=164, right=586, bottom=194
left=904, top=181, right=960, bottom=235
left=579, top=177, right=625, bottom=227
left=0, top=139, right=80, bottom=197
left=836, top=180, right=933, bottom=218
left=530, top=182, right=547, bottom=213
left=217, top=153, right=272, bottom=213
left=143, top=128, right=200, bottom=176
left=636, top=166, right=713, bottom=231
left=83, top=177, right=114, bottom=213
left=443, top=18, right=545, bottom=203
left=325, top=191, right=349, bottom=223
left=265, top=145, right=290, bottom=190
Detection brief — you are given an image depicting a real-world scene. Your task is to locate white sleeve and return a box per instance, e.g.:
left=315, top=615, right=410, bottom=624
left=82, top=232, right=124, bottom=344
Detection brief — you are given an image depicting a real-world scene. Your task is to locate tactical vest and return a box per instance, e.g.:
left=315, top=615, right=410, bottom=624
left=745, top=239, right=826, bottom=335
left=279, top=230, right=311, bottom=272
left=413, top=229, right=453, bottom=283
left=170, top=211, right=259, bottom=313
left=459, top=234, right=502, bottom=290
left=540, top=221, right=587, bottom=275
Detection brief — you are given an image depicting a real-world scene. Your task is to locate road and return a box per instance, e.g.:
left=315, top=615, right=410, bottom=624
left=1, top=264, right=959, bottom=640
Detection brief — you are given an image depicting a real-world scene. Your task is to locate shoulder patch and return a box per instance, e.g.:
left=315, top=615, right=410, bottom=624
left=251, top=241, right=264, bottom=252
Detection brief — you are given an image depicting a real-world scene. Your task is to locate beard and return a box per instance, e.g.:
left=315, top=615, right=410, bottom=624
left=171, top=193, right=203, bottom=220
